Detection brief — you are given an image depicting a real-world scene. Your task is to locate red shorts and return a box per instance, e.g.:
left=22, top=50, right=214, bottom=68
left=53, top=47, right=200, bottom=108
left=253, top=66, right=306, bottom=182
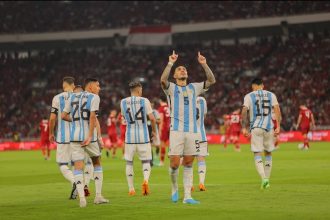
left=40, top=139, right=50, bottom=147
left=160, top=129, right=169, bottom=142
left=108, top=133, right=118, bottom=144
left=300, top=127, right=310, bottom=135
left=230, top=131, right=240, bottom=137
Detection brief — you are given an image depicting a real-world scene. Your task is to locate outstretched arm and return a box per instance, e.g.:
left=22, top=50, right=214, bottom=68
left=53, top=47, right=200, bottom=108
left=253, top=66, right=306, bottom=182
left=198, top=52, right=216, bottom=89
left=160, top=50, right=178, bottom=89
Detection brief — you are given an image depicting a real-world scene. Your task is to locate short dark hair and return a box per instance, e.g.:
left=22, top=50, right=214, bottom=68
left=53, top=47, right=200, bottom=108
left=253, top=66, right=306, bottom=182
left=84, top=78, right=98, bottom=89
left=73, top=85, right=83, bottom=92
left=251, top=77, right=263, bottom=85
left=160, top=94, right=167, bottom=102
left=63, top=76, right=75, bottom=85
left=129, top=81, right=142, bottom=91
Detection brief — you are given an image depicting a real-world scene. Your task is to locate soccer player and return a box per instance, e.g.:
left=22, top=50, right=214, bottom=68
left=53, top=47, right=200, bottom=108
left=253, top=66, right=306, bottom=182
left=120, top=81, right=157, bottom=196
left=49, top=76, right=76, bottom=199
left=229, top=109, right=242, bottom=152
left=147, top=102, right=161, bottom=166
left=73, top=85, right=93, bottom=197
left=160, top=51, right=216, bottom=204
left=157, top=95, right=170, bottom=166
left=223, top=114, right=231, bottom=149
left=107, top=110, right=119, bottom=158
left=196, top=96, right=208, bottom=191
left=295, top=105, right=315, bottom=150
left=117, top=111, right=126, bottom=157
left=62, top=78, right=108, bottom=207
left=241, top=78, right=281, bottom=190
left=40, top=118, right=50, bottom=160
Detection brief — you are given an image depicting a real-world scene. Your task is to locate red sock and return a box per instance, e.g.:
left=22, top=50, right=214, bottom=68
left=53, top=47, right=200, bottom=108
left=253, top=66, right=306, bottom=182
left=160, top=147, right=166, bottom=162
left=304, top=138, right=309, bottom=148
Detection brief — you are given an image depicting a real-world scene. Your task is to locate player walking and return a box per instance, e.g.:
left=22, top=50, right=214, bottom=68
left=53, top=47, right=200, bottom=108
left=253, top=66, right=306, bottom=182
left=241, top=78, right=281, bottom=190
left=120, top=81, right=157, bottom=196
left=49, top=76, right=77, bottom=199
left=295, top=105, right=315, bottom=150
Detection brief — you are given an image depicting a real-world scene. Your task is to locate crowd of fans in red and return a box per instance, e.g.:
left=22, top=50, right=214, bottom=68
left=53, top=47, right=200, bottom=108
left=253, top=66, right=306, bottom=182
left=1, top=1, right=330, bottom=33
left=0, top=31, right=329, bottom=139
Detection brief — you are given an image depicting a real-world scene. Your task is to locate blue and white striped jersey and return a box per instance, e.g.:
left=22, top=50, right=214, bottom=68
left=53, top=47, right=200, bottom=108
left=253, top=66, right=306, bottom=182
left=163, top=82, right=205, bottom=133
left=243, top=89, right=279, bottom=131
left=51, top=92, right=72, bottom=144
left=63, top=91, right=100, bottom=142
left=196, top=96, right=207, bottom=142
left=120, top=96, right=153, bottom=144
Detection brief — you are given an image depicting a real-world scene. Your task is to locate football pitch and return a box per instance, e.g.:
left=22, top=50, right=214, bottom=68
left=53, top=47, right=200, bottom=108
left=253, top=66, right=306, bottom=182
left=0, top=142, right=329, bottom=220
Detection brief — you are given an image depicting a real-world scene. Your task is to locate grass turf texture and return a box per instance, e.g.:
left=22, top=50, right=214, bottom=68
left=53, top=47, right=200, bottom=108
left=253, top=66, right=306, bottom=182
left=0, top=142, right=329, bottom=220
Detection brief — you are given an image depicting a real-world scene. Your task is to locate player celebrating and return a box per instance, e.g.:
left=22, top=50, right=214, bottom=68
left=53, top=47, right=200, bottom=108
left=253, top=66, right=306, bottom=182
left=295, top=105, right=315, bottom=150
left=161, top=51, right=216, bottom=204
left=241, top=78, right=281, bottom=190
left=158, top=95, right=170, bottom=166
left=107, top=110, right=119, bottom=158
left=196, top=96, right=208, bottom=191
left=40, top=117, right=50, bottom=160
left=49, top=76, right=76, bottom=199
left=229, top=109, right=242, bottom=152
left=120, top=81, right=157, bottom=196
left=62, top=78, right=108, bottom=207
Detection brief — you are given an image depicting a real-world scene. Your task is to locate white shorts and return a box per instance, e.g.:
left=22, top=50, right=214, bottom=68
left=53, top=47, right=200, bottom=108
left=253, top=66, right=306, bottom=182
left=168, top=131, right=200, bottom=156
left=251, top=128, right=275, bottom=153
left=56, top=143, right=71, bottom=164
left=124, top=143, right=152, bottom=161
left=71, top=142, right=101, bottom=162
left=197, top=141, right=209, bottom=157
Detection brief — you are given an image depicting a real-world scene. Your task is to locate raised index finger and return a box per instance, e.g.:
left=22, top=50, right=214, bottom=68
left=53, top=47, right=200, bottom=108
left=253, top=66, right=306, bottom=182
left=198, top=51, right=201, bottom=56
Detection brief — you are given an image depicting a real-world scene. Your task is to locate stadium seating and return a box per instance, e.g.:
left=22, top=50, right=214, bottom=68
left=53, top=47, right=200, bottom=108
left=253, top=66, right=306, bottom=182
left=0, top=1, right=330, bottom=33
left=0, top=31, right=329, bottom=139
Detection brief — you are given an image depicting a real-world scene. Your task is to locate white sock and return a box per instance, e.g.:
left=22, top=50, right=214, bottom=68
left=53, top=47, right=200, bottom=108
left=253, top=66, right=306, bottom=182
left=142, top=161, right=151, bottom=182
left=59, top=165, right=75, bottom=185
left=198, top=161, right=206, bottom=185
left=73, top=170, right=85, bottom=199
left=169, top=167, right=178, bottom=194
left=254, top=156, right=266, bottom=179
left=126, top=163, right=134, bottom=190
left=264, top=156, right=272, bottom=179
left=94, top=166, right=103, bottom=197
left=183, top=166, right=193, bottom=200
left=84, top=162, right=93, bottom=187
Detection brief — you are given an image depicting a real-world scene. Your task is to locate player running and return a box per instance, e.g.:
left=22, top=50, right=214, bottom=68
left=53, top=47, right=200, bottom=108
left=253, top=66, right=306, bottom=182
left=161, top=51, right=216, bottom=204
left=62, top=78, right=108, bottom=207
left=106, top=110, right=119, bottom=158
left=241, top=78, right=281, bottom=190
left=157, top=95, right=170, bottom=166
left=120, top=81, right=157, bottom=196
left=49, top=76, right=77, bottom=199
left=195, top=96, right=208, bottom=191
left=229, top=109, right=242, bottom=152
left=295, top=105, right=315, bottom=150
left=40, top=117, right=50, bottom=160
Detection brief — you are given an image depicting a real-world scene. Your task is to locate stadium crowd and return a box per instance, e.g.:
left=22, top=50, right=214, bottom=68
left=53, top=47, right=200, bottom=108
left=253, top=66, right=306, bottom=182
left=0, top=31, right=329, bottom=139
left=0, top=1, right=330, bottom=33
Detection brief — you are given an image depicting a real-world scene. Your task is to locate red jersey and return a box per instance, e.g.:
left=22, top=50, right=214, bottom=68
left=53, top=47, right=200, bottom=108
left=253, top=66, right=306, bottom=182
left=107, top=116, right=117, bottom=134
left=39, top=119, right=49, bottom=141
left=299, top=108, right=313, bottom=128
left=229, top=113, right=241, bottom=133
left=158, top=104, right=170, bottom=132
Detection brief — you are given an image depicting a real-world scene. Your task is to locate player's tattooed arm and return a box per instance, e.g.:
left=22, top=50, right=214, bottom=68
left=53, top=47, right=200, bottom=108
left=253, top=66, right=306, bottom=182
left=161, top=50, right=178, bottom=89
left=49, top=113, right=56, bottom=143
left=241, top=106, right=250, bottom=137
left=148, top=113, right=157, bottom=139
left=274, top=104, right=281, bottom=135
left=198, top=52, right=216, bottom=89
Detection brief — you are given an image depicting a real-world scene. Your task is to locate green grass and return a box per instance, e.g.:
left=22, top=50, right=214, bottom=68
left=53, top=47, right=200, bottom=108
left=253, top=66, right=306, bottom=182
left=0, top=142, right=330, bottom=220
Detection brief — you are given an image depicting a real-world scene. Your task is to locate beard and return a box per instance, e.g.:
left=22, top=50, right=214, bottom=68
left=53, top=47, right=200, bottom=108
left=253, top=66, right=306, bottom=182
left=178, top=77, right=187, bottom=81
